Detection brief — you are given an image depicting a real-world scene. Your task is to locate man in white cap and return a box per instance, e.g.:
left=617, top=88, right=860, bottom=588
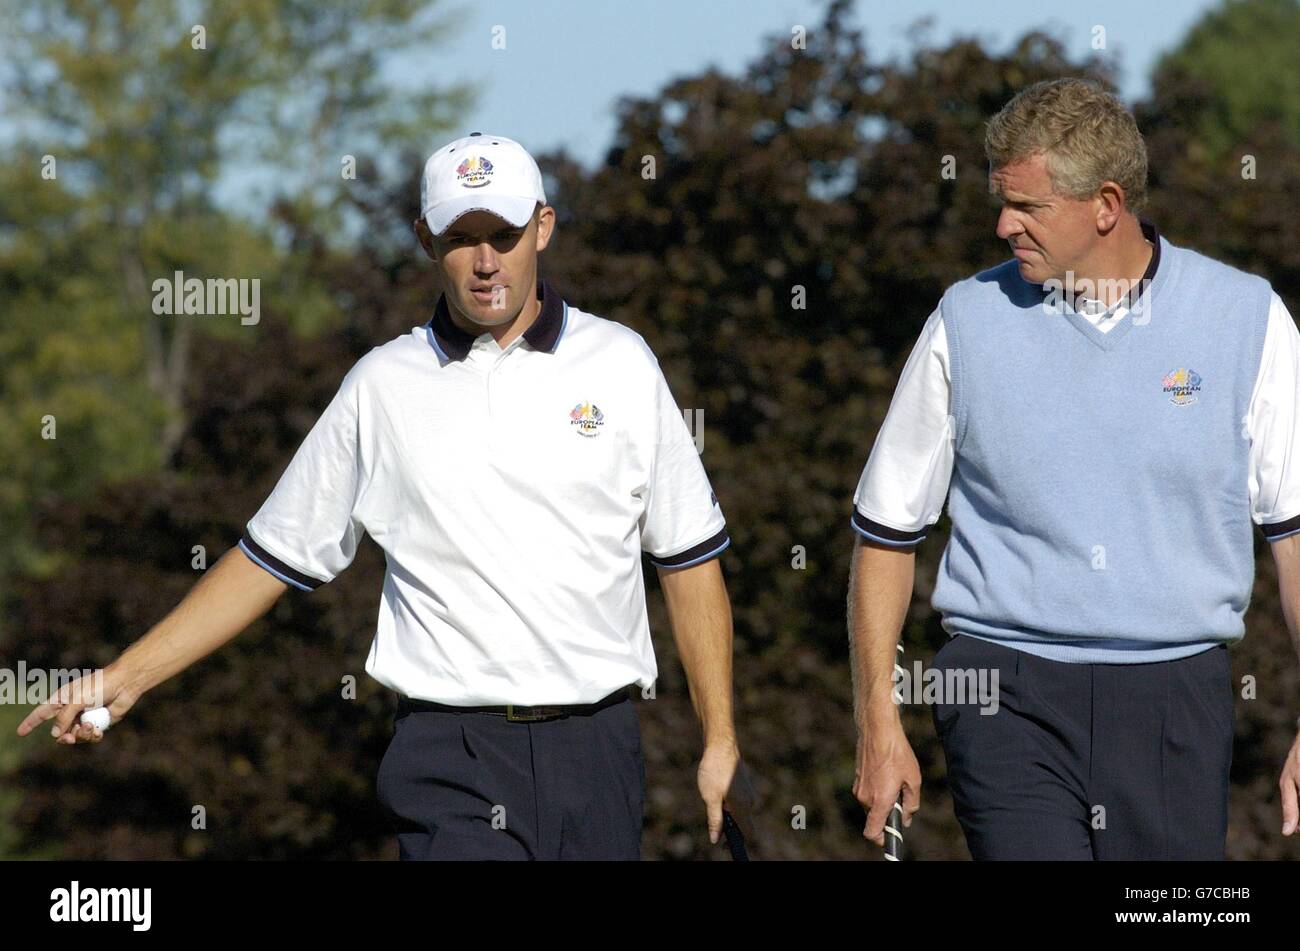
left=19, top=132, right=741, bottom=861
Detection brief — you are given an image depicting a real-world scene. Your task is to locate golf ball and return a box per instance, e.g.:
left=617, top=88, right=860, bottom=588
left=79, top=707, right=111, bottom=732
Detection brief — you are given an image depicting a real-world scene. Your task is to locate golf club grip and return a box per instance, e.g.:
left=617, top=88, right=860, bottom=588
left=722, top=809, right=749, bottom=861
left=884, top=797, right=905, bottom=861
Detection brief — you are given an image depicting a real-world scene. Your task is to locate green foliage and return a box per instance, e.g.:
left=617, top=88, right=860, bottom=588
left=0, top=0, right=469, bottom=599
left=1150, top=0, right=1300, bottom=164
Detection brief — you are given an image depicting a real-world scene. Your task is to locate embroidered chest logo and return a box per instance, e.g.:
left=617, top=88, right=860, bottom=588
left=1162, top=367, right=1202, bottom=406
left=569, top=401, right=605, bottom=436
left=455, top=155, right=493, bottom=188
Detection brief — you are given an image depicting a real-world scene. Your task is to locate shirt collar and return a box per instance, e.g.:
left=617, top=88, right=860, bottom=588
left=428, top=278, right=567, bottom=362
left=1136, top=216, right=1161, bottom=285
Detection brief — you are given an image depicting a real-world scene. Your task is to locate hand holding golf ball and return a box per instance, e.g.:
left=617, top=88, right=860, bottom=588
left=78, top=706, right=112, bottom=732
left=15, top=670, right=127, bottom=744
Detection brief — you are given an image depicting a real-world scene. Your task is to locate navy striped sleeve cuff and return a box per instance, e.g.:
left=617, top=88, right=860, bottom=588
left=1261, top=513, right=1300, bottom=542
left=850, top=508, right=926, bottom=548
left=238, top=530, right=325, bottom=591
left=648, top=527, right=731, bottom=569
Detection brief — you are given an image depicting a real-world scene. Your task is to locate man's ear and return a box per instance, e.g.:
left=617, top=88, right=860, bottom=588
left=1092, top=182, right=1126, bottom=235
left=413, top=217, right=438, bottom=260
left=534, top=205, right=556, bottom=253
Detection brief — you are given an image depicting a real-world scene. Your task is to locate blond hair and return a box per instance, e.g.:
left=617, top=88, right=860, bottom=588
left=984, top=78, right=1148, bottom=214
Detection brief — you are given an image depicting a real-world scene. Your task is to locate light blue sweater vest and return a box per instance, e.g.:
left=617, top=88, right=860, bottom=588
left=933, top=234, right=1273, bottom=663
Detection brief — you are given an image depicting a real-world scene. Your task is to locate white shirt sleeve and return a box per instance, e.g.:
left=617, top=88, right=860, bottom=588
left=1249, top=292, right=1300, bottom=541
left=850, top=305, right=955, bottom=547
left=638, top=358, right=729, bottom=569
left=239, top=364, right=369, bottom=590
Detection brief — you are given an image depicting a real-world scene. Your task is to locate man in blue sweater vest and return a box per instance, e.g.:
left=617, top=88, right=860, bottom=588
left=847, top=78, right=1300, bottom=859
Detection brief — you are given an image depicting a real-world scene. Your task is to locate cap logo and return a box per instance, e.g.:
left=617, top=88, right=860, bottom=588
left=455, top=155, right=494, bottom=188
left=569, top=401, right=605, bottom=436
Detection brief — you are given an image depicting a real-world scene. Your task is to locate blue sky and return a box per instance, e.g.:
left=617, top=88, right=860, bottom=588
left=0, top=0, right=1226, bottom=215
left=397, top=0, right=1220, bottom=169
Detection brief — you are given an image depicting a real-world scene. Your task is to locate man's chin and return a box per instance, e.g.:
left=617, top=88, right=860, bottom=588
left=1016, top=261, right=1048, bottom=285
left=455, top=296, right=517, bottom=326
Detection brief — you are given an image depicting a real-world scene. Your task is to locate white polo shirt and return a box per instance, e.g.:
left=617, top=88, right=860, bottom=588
left=239, top=279, right=729, bottom=704
left=851, top=221, right=1300, bottom=547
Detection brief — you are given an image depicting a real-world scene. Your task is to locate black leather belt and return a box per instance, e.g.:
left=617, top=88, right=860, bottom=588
left=397, top=684, right=633, bottom=722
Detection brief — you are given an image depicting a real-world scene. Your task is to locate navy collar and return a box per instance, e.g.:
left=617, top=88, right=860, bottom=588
left=1136, top=217, right=1160, bottom=285
left=429, top=278, right=566, bottom=362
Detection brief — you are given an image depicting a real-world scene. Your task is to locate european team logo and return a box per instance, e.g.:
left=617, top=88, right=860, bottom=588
left=1162, top=367, right=1202, bottom=406
left=456, top=155, right=493, bottom=188
left=569, top=401, right=605, bottom=436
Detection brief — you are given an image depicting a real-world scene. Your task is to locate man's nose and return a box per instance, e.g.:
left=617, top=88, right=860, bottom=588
left=995, top=208, right=1023, bottom=241
left=473, top=243, right=499, bottom=273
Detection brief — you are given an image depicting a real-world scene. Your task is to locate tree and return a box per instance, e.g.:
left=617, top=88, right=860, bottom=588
left=1148, top=0, right=1300, bottom=165
left=0, top=0, right=468, bottom=593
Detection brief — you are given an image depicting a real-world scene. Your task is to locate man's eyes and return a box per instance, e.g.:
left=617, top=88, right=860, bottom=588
left=446, top=231, right=522, bottom=245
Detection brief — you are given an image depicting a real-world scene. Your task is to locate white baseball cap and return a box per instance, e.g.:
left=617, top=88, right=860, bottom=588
left=420, top=132, right=547, bottom=236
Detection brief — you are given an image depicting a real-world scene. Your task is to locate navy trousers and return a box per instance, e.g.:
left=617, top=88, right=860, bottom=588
left=930, top=634, right=1234, bottom=860
left=376, top=693, right=645, bottom=860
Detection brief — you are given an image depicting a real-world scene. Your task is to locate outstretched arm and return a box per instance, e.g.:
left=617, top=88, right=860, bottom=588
left=16, top=544, right=288, bottom=744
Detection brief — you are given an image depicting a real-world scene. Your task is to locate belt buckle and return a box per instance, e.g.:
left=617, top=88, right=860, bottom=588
left=506, top=704, right=548, bottom=722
